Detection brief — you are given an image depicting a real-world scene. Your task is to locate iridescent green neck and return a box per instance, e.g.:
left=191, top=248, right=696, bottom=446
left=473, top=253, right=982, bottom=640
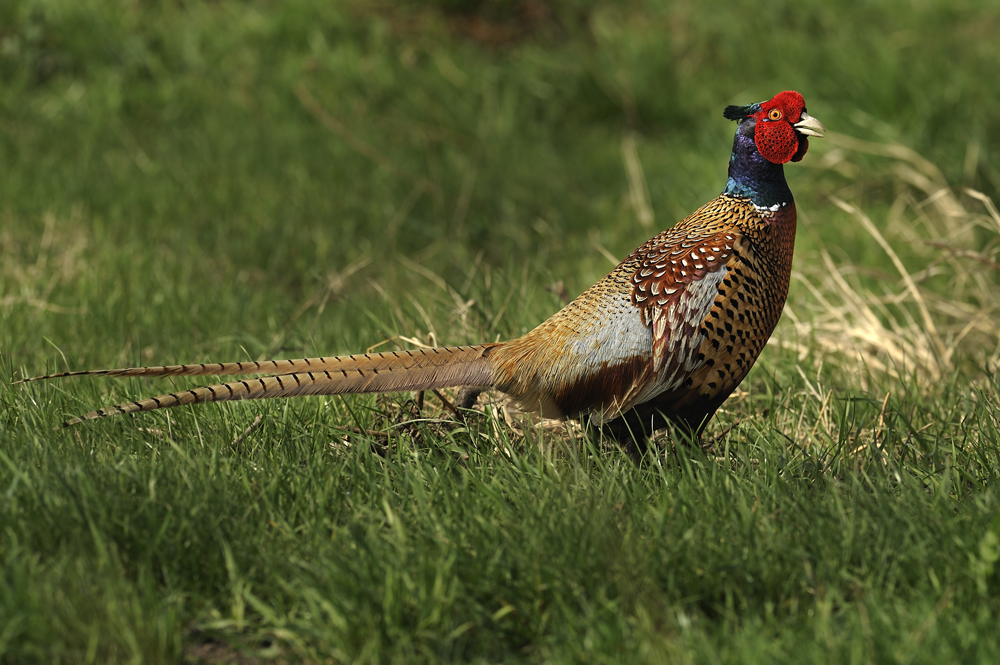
left=723, top=117, right=793, bottom=209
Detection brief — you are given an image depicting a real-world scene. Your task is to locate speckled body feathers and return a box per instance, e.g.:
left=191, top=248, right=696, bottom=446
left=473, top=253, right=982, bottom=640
left=490, top=194, right=797, bottom=435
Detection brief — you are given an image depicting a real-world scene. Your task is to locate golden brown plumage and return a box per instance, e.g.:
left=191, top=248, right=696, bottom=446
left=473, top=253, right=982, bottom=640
left=15, top=91, right=825, bottom=441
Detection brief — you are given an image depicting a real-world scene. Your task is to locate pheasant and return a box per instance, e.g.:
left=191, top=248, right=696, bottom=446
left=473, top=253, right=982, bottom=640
left=16, top=91, right=824, bottom=441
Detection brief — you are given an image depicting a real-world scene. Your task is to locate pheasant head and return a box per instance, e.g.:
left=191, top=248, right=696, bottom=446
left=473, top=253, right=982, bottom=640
left=724, top=90, right=826, bottom=164
left=722, top=90, right=825, bottom=206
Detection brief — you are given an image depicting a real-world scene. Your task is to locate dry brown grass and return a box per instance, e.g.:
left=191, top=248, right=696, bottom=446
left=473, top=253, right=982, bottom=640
left=784, top=133, right=1000, bottom=390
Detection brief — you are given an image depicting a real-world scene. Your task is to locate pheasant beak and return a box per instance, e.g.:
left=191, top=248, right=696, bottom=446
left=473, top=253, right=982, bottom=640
left=794, top=112, right=826, bottom=138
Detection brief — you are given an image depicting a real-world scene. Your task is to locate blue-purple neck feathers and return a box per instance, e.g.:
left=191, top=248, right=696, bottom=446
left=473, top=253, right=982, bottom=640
left=723, top=118, right=793, bottom=209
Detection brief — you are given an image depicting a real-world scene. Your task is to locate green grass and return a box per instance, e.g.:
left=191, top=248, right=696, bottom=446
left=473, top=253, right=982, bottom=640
left=3, top=0, right=1000, bottom=661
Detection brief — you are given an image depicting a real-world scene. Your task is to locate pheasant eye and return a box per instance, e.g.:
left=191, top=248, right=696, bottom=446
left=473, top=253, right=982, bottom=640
left=768, top=109, right=782, bottom=121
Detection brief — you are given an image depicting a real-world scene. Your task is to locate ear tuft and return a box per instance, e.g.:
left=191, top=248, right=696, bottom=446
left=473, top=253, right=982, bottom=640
left=723, top=104, right=755, bottom=121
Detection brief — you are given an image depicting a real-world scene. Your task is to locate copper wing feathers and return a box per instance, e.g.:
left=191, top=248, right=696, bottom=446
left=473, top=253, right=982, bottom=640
left=607, top=227, right=738, bottom=418
left=609, top=194, right=795, bottom=422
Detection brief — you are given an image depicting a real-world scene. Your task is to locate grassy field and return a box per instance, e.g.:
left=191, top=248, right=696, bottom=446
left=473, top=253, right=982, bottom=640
left=3, top=0, right=1000, bottom=661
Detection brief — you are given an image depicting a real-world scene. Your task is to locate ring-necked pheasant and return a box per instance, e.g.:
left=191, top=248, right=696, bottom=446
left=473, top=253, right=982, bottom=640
left=16, top=91, right=824, bottom=441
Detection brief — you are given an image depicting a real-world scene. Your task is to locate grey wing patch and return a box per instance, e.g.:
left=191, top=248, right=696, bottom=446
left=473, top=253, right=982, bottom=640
left=565, top=290, right=653, bottom=366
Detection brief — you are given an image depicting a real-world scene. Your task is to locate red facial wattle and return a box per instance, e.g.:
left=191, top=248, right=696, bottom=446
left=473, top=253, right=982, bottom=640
left=755, top=117, right=800, bottom=164
left=753, top=90, right=808, bottom=165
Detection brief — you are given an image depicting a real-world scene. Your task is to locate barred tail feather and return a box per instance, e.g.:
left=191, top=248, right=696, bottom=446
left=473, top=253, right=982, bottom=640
left=13, top=360, right=316, bottom=383
left=50, top=344, right=501, bottom=428
left=15, top=345, right=497, bottom=384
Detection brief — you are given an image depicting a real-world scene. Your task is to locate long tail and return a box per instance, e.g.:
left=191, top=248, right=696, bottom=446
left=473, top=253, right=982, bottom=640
left=16, top=345, right=500, bottom=428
